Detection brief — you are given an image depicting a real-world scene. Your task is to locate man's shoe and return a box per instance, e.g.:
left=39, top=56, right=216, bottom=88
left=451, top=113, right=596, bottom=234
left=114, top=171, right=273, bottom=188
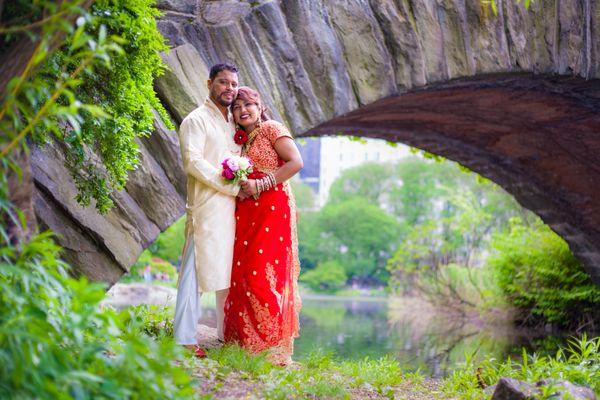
left=184, top=344, right=207, bottom=358
left=193, top=346, right=207, bottom=358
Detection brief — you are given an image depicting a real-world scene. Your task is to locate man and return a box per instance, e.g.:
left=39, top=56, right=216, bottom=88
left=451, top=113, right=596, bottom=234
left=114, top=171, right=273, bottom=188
left=174, top=63, right=244, bottom=355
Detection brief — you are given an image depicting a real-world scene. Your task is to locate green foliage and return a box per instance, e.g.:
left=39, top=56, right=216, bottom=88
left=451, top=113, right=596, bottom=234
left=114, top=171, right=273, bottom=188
left=297, top=211, right=332, bottom=271
left=1, top=0, right=172, bottom=214
left=389, top=158, right=447, bottom=224
left=290, top=179, right=316, bottom=211
left=144, top=216, right=186, bottom=264
left=40, top=0, right=172, bottom=213
left=206, top=345, right=273, bottom=377
left=300, top=156, right=526, bottom=290
left=1, top=1, right=122, bottom=203
left=0, top=3, right=196, bottom=398
left=338, top=356, right=404, bottom=396
left=300, top=260, right=347, bottom=293
left=316, top=198, right=402, bottom=283
left=489, top=218, right=600, bottom=328
left=387, top=220, right=442, bottom=288
left=327, top=162, right=394, bottom=206
left=442, top=336, right=600, bottom=398
left=0, top=231, right=195, bottom=399
left=385, top=158, right=526, bottom=297
left=122, top=250, right=178, bottom=285
left=129, top=304, right=175, bottom=338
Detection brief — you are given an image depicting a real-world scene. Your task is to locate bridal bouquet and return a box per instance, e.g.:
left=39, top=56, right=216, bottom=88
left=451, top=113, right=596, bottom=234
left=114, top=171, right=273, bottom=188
left=221, top=156, right=253, bottom=184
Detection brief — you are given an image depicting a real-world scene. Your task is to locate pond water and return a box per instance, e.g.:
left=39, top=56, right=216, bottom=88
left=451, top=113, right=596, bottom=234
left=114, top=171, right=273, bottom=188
left=201, top=293, right=564, bottom=378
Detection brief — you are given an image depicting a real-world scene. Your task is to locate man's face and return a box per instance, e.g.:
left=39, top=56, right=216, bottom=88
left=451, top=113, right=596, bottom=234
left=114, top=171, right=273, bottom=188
left=207, top=70, right=239, bottom=107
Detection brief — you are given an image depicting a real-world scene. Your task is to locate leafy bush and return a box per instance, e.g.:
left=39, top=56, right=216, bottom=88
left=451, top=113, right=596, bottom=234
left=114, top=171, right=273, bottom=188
left=0, top=232, right=195, bottom=399
left=315, top=198, right=402, bottom=283
left=300, top=260, right=348, bottom=293
left=490, top=218, right=600, bottom=329
left=130, top=304, right=175, bottom=338
left=128, top=250, right=177, bottom=281
left=146, top=216, right=186, bottom=265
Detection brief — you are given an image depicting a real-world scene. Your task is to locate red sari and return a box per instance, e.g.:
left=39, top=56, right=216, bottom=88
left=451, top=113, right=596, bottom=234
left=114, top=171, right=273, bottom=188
left=223, top=120, right=301, bottom=364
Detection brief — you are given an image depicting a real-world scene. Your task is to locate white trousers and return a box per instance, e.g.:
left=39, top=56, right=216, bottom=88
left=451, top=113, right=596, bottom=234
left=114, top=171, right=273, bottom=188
left=174, top=234, right=229, bottom=344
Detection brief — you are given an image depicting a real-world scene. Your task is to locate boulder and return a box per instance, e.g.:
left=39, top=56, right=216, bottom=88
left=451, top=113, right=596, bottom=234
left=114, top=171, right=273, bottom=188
left=155, top=43, right=209, bottom=123
left=491, top=377, right=597, bottom=400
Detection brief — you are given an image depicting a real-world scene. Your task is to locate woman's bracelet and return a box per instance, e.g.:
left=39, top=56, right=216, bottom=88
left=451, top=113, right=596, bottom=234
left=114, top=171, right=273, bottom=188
left=253, top=174, right=278, bottom=200
left=267, top=172, right=276, bottom=189
left=253, top=179, right=261, bottom=200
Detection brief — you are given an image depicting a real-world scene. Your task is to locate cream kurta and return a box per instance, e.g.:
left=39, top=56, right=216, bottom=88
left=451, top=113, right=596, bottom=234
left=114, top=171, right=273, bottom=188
left=177, top=98, right=241, bottom=292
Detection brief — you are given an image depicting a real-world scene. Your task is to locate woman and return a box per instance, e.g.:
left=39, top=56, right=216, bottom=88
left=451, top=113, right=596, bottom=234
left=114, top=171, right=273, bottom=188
left=223, top=86, right=303, bottom=365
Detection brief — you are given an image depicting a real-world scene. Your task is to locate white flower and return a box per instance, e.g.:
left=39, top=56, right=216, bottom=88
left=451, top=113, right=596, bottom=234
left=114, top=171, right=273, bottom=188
left=237, top=156, right=251, bottom=170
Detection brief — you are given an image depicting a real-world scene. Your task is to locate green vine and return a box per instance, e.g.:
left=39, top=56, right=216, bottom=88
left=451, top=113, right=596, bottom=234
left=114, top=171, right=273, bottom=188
left=40, top=0, right=173, bottom=213
left=1, top=0, right=172, bottom=215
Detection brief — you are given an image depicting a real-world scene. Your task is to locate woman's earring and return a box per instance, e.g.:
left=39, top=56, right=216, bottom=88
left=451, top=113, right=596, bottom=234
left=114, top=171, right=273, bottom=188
left=256, top=109, right=263, bottom=129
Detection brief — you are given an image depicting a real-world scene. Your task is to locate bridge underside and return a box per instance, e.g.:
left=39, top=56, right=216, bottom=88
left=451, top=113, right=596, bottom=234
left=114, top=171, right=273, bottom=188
left=306, top=73, right=600, bottom=284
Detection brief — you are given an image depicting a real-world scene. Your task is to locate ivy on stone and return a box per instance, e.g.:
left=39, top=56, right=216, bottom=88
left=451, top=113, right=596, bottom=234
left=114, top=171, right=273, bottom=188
left=39, top=0, right=173, bottom=213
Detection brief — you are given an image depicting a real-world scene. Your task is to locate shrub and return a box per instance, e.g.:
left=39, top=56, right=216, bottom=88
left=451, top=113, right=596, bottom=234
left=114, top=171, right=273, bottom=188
left=126, top=250, right=177, bottom=282
left=300, top=260, right=347, bottom=293
left=0, top=232, right=195, bottom=399
left=490, top=218, right=600, bottom=329
left=130, top=304, right=175, bottom=338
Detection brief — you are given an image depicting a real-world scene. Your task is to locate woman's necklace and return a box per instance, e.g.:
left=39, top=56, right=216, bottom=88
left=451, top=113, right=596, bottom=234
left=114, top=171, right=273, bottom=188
left=243, top=125, right=261, bottom=153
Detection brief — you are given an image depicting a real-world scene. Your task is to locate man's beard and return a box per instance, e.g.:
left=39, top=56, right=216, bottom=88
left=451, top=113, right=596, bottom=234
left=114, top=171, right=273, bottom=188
left=215, top=92, right=234, bottom=107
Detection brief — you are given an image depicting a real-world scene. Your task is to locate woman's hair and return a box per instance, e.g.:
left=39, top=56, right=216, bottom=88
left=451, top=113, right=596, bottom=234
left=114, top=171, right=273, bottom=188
left=235, top=86, right=270, bottom=122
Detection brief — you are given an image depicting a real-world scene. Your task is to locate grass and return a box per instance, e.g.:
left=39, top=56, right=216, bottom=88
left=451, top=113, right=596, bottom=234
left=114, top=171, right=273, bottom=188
left=183, top=336, right=600, bottom=399
left=191, top=346, right=436, bottom=399
left=441, top=335, right=600, bottom=399
left=127, top=294, right=599, bottom=399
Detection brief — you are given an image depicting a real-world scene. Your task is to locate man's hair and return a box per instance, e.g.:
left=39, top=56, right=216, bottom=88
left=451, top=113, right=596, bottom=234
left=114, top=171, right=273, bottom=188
left=209, top=63, right=238, bottom=80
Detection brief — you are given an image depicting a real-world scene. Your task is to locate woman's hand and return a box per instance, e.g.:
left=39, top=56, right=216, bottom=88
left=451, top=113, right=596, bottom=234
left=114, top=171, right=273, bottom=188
left=240, top=179, right=258, bottom=197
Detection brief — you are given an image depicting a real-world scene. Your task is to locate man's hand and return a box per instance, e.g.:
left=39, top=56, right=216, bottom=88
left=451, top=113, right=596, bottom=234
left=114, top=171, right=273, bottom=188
left=237, top=189, right=250, bottom=200
left=240, top=179, right=258, bottom=197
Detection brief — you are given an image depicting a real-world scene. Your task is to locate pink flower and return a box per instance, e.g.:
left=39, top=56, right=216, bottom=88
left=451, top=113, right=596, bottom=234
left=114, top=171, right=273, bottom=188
left=223, top=168, right=235, bottom=180
left=226, top=158, right=240, bottom=172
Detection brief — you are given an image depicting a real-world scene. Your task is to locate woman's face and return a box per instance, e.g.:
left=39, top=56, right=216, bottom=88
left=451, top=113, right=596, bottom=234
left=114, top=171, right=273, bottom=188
left=232, top=99, right=261, bottom=130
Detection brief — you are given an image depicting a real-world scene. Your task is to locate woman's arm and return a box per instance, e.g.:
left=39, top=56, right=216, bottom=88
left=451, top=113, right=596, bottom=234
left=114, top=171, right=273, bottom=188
left=241, top=137, right=303, bottom=196
left=272, top=136, right=304, bottom=183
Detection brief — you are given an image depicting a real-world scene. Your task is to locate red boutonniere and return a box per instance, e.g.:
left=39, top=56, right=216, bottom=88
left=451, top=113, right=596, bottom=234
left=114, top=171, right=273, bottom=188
left=234, top=129, right=248, bottom=145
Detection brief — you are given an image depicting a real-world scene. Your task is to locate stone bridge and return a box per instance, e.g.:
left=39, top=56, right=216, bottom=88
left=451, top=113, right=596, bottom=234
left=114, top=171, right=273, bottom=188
left=32, top=0, right=600, bottom=284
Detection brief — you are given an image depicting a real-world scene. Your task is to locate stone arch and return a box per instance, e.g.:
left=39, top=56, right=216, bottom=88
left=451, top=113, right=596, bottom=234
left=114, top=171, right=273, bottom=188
left=30, top=0, right=600, bottom=284
left=304, top=73, right=600, bottom=284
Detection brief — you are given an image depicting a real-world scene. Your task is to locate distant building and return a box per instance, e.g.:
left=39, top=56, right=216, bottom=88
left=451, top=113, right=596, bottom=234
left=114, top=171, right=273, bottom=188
left=296, top=137, right=321, bottom=193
